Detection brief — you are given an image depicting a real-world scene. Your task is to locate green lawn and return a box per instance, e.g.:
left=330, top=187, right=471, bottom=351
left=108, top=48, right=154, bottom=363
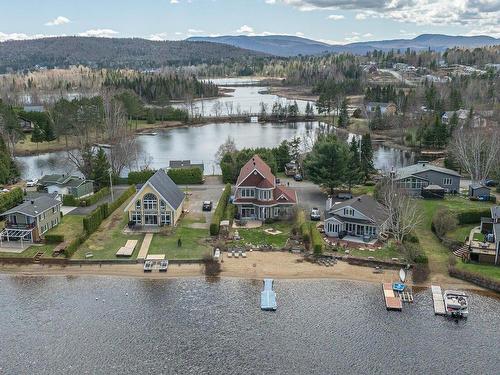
left=73, top=213, right=144, bottom=260
left=456, top=262, right=500, bottom=281
left=446, top=224, right=477, bottom=242
left=351, top=184, right=375, bottom=196
left=148, top=226, right=211, bottom=260
left=232, top=222, right=292, bottom=248
left=347, top=242, right=402, bottom=261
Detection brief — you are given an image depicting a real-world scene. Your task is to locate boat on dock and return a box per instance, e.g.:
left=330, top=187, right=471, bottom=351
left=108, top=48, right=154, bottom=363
left=261, top=279, right=277, bottom=311
left=159, top=259, right=169, bottom=272
left=382, top=283, right=402, bottom=311
left=143, top=260, right=153, bottom=272
left=392, top=282, right=405, bottom=292
left=443, top=290, right=469, bottom=318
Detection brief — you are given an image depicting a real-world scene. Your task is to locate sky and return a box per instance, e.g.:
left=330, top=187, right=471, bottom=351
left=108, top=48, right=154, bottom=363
left=0, top=0, right=499, bottom=44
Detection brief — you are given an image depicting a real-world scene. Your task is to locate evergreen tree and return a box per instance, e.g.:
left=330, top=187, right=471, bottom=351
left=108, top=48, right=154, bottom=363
left=360, top=133, right=374, bottom=180
left=31, top=123, right=44, bottom=143
left=337, top=98, right=349, bottom=128
left=91, top=148, right=111, bottom=190
left=345, top=138, right=363, bottom=190
left=369, top=105, right=383, bottom=130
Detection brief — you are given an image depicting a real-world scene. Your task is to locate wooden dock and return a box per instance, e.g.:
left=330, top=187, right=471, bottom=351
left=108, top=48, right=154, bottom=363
left=431, top=285, right=446, bottom=315
left=383, top=283, right=402, bottom=311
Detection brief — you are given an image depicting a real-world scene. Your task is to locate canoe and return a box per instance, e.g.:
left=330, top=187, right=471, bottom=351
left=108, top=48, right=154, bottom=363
left=399, top=268, right=406, bottom=283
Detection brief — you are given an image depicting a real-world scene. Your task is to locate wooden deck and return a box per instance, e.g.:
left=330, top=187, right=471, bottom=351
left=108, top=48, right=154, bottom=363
left=383, top=283, right=402, bottom=311
left=137, top=233, right=153, bottom=260
left=431, top=285, right=446, bottom=315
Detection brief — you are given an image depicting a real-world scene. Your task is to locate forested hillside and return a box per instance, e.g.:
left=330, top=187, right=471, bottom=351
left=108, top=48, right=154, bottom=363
left=0, top=37, right=265, bottom=73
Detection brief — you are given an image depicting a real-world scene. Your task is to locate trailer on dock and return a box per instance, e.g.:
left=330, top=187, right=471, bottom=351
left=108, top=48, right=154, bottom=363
left=431, top=285, right=446, bottom=315
left=383, top=283, right=402, bottom=311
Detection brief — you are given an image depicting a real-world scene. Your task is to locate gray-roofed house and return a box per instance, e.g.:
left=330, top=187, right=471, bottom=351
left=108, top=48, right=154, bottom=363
left=324, top=195, right=388, bottom=243
left=366, top=102, right=397, bottom=115
left=468, top=184, right=491, bottom=199
left=0, top=196, right=62, bottom=244
left=124, top=169, right=185, bottom=227
left=391, top=161, right=461, bottom=196
left=38, top=174, right=94, bottom=199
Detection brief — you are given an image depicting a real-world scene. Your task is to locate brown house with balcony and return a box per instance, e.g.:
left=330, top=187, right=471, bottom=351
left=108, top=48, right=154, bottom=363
left=233, top=155, right=297, bottom=221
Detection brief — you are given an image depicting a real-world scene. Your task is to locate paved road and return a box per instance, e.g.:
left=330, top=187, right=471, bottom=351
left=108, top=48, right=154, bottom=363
left=67, top=185, right=129, bottom=215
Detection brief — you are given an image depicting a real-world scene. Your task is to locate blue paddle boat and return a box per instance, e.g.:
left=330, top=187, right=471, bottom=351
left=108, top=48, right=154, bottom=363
left=392, top=282, right=405, bottom=292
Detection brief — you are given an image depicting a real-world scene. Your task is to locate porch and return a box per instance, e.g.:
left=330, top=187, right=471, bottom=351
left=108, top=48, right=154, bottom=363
left=237, top=204, right=293, bottom=221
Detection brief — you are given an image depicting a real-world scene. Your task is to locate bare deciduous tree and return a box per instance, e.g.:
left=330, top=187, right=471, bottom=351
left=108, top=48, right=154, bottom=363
left=450, top=127, right=500, bottom=182
left=215, top=136, right=237, bottom=163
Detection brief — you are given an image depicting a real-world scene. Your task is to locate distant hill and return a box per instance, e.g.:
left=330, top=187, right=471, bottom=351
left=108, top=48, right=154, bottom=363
left=188, top=34, right=500, bottom=57
left=188, top=35, right=332, bottom=57
left=0, top=36, right=266, bottom=73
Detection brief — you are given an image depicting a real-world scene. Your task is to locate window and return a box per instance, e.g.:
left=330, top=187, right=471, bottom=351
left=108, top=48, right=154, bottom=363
left=343, top=208, right=354, bottom=216
left=143, top=193, right=157, bottom=210
left=161, top=212, right=170, bottom=225
left=240, top=188, right=255, bottom=198
left=258, top=190, right=271, bottom=201
left=443, top=177, right=452, bottom=186
left=274, top=207, right=280, bottom=216
left=135, top=200, right=141, bottom=210
left=131, top=212, right=142, bottom=224
left=160, top=200, right=167, bottom=210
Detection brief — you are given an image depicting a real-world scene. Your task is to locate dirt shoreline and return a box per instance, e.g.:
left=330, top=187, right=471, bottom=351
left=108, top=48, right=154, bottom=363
left=0, top=252, right=492, bottom=294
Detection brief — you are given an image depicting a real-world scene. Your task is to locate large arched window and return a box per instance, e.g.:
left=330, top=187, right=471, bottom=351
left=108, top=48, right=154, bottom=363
left=143, top=193, right=157, bottom=210
left=160, top=200, right=167, bottom=210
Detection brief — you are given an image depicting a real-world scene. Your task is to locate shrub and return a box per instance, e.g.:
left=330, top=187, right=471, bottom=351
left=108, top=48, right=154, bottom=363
left=295, top=210, right=305, bottom=232
left=0, top=187, right=23, bottom=213
left=432, top=208, right=458, bottom=238
left=64, top=233, right=88, bottom=258
left=456, top=209, right=491, bottom=224
left=167, top=167, right=203, bottom=184
left=78, top=187, right=110, bottom=206
left=62, top=195, right=78, bottom=206
left=414, top=254, right=429, bottom=264
left=310, top=224, right=323, bottom=255
left=300, top=222, right=310, bottom=243
left=224, top=203, right=236, bottom=221
left=364, top=181, right=376, bottom=186
left=45, top=234, right=64, bottom=243
left=128, top=170, right=156, bottom=185
left=210, top=184, right=231, bottom=236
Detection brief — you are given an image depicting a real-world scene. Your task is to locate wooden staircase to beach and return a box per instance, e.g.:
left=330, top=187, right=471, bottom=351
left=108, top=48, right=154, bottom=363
left=453, top=245, right=469, bottom=259
left=33, top=252, right=44, bottom=262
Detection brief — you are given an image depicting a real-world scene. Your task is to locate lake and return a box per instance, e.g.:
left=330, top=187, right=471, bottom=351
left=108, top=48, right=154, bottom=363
left=0, top=275, right=498, bottom=374
left=16, top=122, right=415, bottom=179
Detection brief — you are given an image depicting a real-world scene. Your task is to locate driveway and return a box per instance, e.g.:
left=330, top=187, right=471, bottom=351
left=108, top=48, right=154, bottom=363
left=66, top=185, right=130, bottom=215
left=183, top=179, right=226, bottom=227
left=281, top=177, right=328, bottom=220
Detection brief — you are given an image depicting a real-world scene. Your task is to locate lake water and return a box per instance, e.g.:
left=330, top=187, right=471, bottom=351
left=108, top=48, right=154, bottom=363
left=0, top=275, right=498, bottom=374
left=17, top=122, right=415, bottom=179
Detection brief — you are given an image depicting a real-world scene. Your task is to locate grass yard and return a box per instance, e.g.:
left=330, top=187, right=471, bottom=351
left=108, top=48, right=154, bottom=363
left=347, top=242, right=402, bottom=261
left=232, top=222, right=292, bottom=248
left=351, top=184, right=375, bottom=196
left=148, top=226, right=211, bottom=260
left=73, top=208, right=144, bottom=260
left=446, top=224, right=477, bottom=243
left=456, top=262, right=500, bottom=281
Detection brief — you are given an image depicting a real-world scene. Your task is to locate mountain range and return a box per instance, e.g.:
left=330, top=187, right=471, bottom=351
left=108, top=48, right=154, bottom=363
left=188, top=34, right=500, bottom=57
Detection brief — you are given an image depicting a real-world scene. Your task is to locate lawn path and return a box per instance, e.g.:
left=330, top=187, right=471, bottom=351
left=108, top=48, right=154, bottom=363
left=138, top=233, right=153, bottom=260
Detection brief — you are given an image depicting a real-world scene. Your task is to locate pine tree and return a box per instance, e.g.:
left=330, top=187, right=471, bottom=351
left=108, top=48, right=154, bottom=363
left=345, top=138, right=363, bottom=190
left=360, top=133, right=374, bottom=180
left=91, top=148, right=111, bottom=190
left=337, top=98, right=349, bottom=128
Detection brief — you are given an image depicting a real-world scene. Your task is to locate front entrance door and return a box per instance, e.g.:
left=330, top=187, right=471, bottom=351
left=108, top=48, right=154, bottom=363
left=144, top=214, right=158, bottom=226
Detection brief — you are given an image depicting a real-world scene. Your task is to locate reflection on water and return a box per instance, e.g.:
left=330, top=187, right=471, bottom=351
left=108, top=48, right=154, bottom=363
left=0, top=275, right=498, bottom=375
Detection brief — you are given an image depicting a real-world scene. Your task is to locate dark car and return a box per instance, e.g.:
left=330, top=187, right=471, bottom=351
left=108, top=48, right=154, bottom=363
left=293, top=173, right=303, bottom=181
left=202, top=201, right=213, bottom=211
left=485, top=180, right=498, bottom=187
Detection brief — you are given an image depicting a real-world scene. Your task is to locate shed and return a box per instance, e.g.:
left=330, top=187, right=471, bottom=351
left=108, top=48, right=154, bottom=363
left=468, top=184, right=490, bottom=199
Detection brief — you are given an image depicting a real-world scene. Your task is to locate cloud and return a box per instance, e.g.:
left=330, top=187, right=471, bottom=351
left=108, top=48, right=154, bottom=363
left=270, top=1, right=500, bottom=31
left=187, top=29, right=204, bottom=34
left=296, top=31, right=305, bottom=36
left=327, top=14, right=344, bottom=20
left=45, top=16, right=70, bottom=26
left=78, top=29, right=119, bottom=38
left=149, top=32, right=169, bottom=41
left=170, top=0, right=179, bottom=3
left=236, top=25, right=254, bottom=33
left=0, top=32, right=61, bottom=42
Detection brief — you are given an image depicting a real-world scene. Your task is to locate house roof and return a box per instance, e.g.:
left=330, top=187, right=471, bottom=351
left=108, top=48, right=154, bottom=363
left=327, top=194, right=387, bottom=226
left=491, top=206, right=500, bottom=221
left=38, top=174, right=70, bottom=185
left=2, top=196, right=61, bottom=217
left=393, top=162, right=461, bottom=181
left=139, top=169, right=185, bottom=210
left=236, top=155, right=275, bottom=188
left=169, top=160, right=204, bottom=170
left=469, top=183, right=490, bottom=191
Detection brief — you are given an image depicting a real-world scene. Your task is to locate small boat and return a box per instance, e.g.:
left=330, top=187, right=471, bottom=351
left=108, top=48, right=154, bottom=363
left=443, top=290, right=469, bottom=318
left=260, top=279, right=277, bottom=311
left=399, top=268, right=406, bottom=283
left=159, top=259, right=169, bottom=272
left=143, top=260, right=153, bottom=272
left=392, top=282, right=405, bottom=292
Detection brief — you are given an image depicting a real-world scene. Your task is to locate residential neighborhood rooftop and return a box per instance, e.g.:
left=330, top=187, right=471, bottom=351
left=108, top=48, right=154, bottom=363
left=2, top=196, right=61, bottom=218
left=145, top=169, right=185, bottom=210
left=394, top=161, right=461, bottom=180
left=328, top=194, right=387, bottom=226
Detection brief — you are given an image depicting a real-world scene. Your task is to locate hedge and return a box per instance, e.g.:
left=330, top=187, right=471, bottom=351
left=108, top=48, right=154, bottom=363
left=83, top=204, right=109, bottom=235
left=310, top=224, right=323, bottom=255
left=456, top=209, right=492, bottom=224
left=210, top=184, right=231, bottom=236
left=44, top=234, right=65, bottom=243
left=128, top=170, right=156, bottom=185
left=79, top=187, right=110, bottom=207
left=62, top=195, right=78, bottom=206
left=167, top=167, right=203, bottom=184
left=63, top=233, right=89, bottom=258
left=0, top=187, right=23, bottom=213
left=108, top=185, right=136, bottom=213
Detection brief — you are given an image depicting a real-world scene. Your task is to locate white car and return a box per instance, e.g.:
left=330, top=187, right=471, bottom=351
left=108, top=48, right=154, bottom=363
left=1, top=188, right=9, bottom=193
left=26, top=178, right=38, bottom=187
left=310, top=208, right=321, bottom=221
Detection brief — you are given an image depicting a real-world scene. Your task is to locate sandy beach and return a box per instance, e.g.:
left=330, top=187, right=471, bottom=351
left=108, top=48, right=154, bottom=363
left=0, top=252, right=488, bottom=292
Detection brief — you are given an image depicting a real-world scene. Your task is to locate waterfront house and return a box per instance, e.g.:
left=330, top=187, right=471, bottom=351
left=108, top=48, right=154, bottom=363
left=0, top=196, right=62, bottom=244
left=124, top=169, right=185, bottom=227
left=324, top=195, right=388, bottom=243
left=366, top=102, right=396, bottom=115
left=391, top=161, right=461, bottom=196
left=38, top=174, right=94, bottom=199
left=470, top=206, right=500, bottom=264
left=233, top=155, right=297, bottom=221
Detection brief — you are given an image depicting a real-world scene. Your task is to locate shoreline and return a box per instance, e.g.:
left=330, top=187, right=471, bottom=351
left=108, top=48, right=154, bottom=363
left=0, top=252, right=494, bottom=295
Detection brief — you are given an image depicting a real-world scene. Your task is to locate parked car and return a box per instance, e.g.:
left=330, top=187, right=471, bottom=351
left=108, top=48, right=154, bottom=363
left=202, top=201, right=213, bottom=211
left=484, top=179, right=498, bottom=187
left=293, top=173, right=303, bottom=181
left=337, top=192, right=353, bottom=200
left=26, top=178, right=38, bottom=187
left=310, top=207, right=321, bottom=221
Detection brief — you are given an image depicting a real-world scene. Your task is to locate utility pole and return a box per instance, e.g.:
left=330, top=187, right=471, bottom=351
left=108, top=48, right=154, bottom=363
left=109, top=169, right=114, bottom=203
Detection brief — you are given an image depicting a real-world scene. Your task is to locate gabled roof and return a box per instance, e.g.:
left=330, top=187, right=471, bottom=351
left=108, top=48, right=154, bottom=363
left=38, top=174, right=71, bottom=185
left=2, top=196, right=61, bottom=218
left=236, top=155, right=275, bottom=188
left=127, top=169, right=185, bottom=210
left=491, top=206, right=500, bottom=221
left=327, top=194, right=387, bottom=226
left=469, top=183, right=490, bottom=191
left=393, top=162, right=461, bottom=180
left=274, top=186, right=297, bottom=203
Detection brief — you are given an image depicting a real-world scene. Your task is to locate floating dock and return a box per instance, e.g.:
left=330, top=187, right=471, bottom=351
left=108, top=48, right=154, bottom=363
left=382, top=283, right=402, bottom=311
left=431, top=285, right=446, bottom=315
left=261, top=279, right=277, bottom=311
